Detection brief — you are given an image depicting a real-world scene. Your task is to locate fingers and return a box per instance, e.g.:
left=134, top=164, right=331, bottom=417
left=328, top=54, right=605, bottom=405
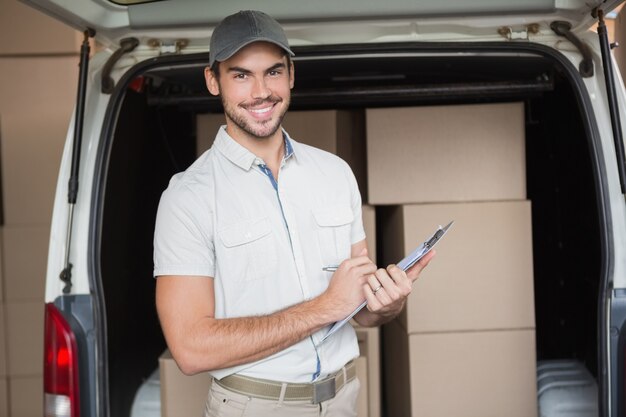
left=334, top=256, right=377, bottom=285
left=383, top=265, right=412, bottom=297
left=366, top=274, right=385, bottom=298
left=341, top=254, right=374, bottom=269
left=362, top=252, right=436, bottom=315
left=405, top=249, right=436, bottom=281
left=363, top=266, right=412, bottom=311
left=363, top=281, right=384, bottom=310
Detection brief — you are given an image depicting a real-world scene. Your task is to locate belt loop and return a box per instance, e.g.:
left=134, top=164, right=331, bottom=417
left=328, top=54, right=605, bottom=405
left=342, top=365, right=348, bottom=386
left=277, top=382, right=288, bottom=406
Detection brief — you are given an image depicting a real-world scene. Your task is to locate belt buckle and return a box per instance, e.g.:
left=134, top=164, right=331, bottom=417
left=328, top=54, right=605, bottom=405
left=312, top=377, right=336, bottom=404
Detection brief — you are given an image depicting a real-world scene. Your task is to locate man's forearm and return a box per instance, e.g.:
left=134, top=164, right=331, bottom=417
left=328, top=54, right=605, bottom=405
left=159, top=256, right=378, bottom=375
left=175, top=295, right=339, bottom=374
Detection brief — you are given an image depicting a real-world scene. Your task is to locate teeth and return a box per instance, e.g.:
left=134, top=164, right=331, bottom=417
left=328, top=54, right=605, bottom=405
left=249, top=106, right=273, bottom=114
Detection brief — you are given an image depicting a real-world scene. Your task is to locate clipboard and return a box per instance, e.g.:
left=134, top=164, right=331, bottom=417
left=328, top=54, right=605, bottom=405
left=318, top=220, right=454, bottom=345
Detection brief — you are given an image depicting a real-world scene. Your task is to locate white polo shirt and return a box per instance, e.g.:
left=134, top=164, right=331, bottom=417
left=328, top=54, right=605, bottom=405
left=153, top=126, right=365, bottom=383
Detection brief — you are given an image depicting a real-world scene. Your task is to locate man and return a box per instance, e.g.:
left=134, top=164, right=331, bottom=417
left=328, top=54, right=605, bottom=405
left=154, top=10, right=434, bottom=416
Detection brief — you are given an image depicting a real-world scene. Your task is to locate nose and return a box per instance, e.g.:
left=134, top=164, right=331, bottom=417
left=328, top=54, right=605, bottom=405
left=251, top=77, right=271, bottom=100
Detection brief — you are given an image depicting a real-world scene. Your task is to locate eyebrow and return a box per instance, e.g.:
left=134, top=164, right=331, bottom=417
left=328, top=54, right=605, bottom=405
left=266, top=63, right=286, bottom=73
left=227, top=62, right=286, bottom=74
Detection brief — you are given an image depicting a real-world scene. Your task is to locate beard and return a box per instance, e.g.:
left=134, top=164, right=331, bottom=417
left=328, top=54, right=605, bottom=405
left=222, top=94, right=290, bottom=140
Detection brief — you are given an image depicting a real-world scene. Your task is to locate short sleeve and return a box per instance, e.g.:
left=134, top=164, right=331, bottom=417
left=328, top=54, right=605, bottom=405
left=345, top=163, right=366, bottom=245
left=153, top=182, right=215, bottom=277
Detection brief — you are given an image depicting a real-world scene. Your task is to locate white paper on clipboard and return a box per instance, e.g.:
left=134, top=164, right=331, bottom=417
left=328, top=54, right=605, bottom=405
left=317, top=221, right=454, bottom=345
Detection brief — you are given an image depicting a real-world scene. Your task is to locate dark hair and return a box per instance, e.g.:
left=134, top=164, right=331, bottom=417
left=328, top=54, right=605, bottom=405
left=210, top=51, right=292, bottom=79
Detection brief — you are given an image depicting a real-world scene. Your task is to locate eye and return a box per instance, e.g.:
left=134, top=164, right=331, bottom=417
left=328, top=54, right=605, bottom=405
left=268, top=70, right=282, bottom=77
left=234, top=73, right=247, bottom=80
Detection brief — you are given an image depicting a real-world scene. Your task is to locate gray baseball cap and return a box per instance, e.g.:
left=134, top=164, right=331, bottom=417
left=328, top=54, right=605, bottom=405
left=209, top=10, right=295, bottom=67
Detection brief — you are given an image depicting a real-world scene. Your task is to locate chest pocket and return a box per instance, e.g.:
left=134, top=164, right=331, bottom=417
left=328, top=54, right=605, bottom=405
left=218, top=217, right=276, bottom=282
left=313, top=206, right=354, bottom=267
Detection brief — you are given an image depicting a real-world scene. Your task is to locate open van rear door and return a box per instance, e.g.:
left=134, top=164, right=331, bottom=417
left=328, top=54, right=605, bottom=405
left=20, top=0, right=626, bottom=48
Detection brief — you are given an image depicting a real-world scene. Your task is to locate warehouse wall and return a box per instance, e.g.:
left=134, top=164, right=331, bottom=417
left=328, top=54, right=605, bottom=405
left=0, top=1, right=79, bottom=416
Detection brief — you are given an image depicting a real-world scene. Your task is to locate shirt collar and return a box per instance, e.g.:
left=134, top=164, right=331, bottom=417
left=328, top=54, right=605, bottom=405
left=283, top=129, right=296, bottom=162
left=214, top=126, right=296, bottom=170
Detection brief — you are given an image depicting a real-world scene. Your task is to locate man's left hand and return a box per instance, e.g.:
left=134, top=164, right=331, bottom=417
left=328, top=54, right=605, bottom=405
left=363, top=250, right=435, bottom=318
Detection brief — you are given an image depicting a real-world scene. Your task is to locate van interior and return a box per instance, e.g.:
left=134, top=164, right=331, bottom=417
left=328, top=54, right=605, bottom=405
left=97, top=44, right=603, bottom=416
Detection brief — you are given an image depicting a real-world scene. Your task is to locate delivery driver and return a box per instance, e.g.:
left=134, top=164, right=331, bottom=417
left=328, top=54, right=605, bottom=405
left=154, top=10, right=434, bottom=417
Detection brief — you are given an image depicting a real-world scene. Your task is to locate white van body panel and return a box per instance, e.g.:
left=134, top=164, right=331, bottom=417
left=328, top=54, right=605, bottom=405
left=571, top=33, right=626, bottom=290
left=45, top=51, right=116, bottom=302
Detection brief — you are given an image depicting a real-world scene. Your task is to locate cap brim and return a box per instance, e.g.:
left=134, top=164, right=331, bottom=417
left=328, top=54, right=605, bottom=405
left=210, top=38, right=295, bottom=66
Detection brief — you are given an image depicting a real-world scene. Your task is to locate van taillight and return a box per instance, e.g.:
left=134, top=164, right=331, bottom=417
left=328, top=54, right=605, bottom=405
left=44, top=303, right=80, bottom=417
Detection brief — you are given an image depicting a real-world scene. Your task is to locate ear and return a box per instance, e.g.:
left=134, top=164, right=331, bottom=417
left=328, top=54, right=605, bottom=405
left=204, top=66, right=220, bottom=96
left=289, top=60, right=295, bottom=89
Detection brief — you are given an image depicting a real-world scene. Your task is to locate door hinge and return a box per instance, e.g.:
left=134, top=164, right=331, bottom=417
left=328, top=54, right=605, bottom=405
left=498, top=24, right=540, bottom=40
left=148, top=39, right=189, bottom=55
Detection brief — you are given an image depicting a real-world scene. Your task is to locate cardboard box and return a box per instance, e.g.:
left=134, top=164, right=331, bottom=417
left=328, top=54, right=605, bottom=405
left=196, top=113, right=224, bottom=155
left=0, top=377, right=9, bottom=417
left=361, top=205, right=376, bottom=264
left=383, top=320, right=537, bottom=417
left=9, top=375, right=43, bottom=417
left=0, top=0, right=80, bottom=55
left=355, top=356, right=368, bottom=417
left=381, top=200, right=535, bottom=333
left=3, top=225, right=48, bottom=301
left=160, top=349, right=212, bottom=417
left=366, top=102, right=526, bottom=204
left=356, top=326, right=380, bottom=417
left=197, top=110, right=368, bottom=198
left=0, top=57, right=77, bottom=121
left=0, top=57, right=77, bottom=225
left=284, top=110, right=366, bottom=198
left=0, top=112, right=70, bottom=225
left=5, top=302, right=44, bottom=376
left=0, top=229, right=3, bottom=301
left=0, top=112, right=67, bottom=225
left=0, top=305, right=6, bottom=377
left=0, top=377, right=7, bottom=417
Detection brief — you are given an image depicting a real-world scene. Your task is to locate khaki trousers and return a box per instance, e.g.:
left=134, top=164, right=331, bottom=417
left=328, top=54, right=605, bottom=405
left=204, top=377, right=361, bottom=417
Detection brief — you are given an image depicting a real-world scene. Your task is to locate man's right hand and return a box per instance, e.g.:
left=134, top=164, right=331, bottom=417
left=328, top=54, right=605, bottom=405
left=322, top=248, right=377, bottom=320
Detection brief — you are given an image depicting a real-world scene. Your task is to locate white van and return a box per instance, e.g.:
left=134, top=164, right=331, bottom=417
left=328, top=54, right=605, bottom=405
left=20, top=0, right=626, bottom=416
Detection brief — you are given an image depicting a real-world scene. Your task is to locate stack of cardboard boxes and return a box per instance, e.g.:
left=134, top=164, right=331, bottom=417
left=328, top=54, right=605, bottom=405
left=367, top=103, right=537, bottom=417
left=0, top=1, right=80, bottom=416
left=0, top=275, right=5, bottom=417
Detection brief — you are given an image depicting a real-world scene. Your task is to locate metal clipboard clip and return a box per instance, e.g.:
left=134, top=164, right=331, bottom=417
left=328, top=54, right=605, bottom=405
left=397, top=220, right=454, bottom=271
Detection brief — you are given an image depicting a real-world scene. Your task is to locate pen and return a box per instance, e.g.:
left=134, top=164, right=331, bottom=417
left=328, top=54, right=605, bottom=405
left=322, top=266, right=339, bottom=272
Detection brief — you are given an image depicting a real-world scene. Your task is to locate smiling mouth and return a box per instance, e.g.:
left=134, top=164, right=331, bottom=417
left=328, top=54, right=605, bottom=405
left=248, top=105, right=274, bottom=115
left=244, top=100, right=280, bottom=119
